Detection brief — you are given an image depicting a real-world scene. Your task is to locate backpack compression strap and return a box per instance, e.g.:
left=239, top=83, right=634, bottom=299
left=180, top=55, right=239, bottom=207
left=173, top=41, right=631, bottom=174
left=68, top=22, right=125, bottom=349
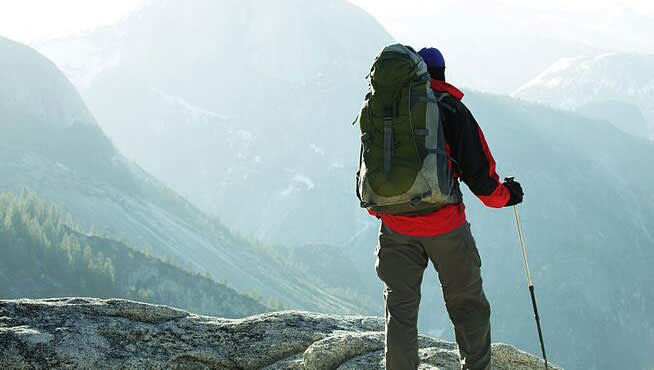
left=383, top=106, right=393, bottom=179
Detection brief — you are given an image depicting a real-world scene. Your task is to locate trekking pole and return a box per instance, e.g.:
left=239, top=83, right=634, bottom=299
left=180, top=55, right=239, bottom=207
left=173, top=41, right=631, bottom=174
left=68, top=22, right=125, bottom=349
left=512, top=204, right=549, bottom=369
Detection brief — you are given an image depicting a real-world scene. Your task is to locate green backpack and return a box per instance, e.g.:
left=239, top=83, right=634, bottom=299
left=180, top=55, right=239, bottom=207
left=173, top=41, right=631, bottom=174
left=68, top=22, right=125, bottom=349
left=355, top=44, right=460, bottom=215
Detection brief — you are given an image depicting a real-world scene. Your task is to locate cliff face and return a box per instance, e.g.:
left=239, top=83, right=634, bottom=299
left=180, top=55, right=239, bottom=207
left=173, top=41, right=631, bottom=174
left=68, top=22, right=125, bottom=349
left=0, top=298, right=558, bottom=369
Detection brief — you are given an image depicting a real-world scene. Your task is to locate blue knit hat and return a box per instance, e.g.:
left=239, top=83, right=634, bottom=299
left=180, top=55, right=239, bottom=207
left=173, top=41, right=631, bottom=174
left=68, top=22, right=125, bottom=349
left=418, top=47, right=445, bottom=68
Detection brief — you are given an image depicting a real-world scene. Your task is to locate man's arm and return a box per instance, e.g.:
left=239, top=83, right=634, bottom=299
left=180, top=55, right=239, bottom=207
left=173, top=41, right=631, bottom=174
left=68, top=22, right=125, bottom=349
left=447, top=103, right=514, bottom=208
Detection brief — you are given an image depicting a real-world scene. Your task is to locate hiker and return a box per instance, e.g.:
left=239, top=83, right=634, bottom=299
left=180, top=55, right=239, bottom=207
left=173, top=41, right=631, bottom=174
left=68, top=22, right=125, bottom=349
left=355, top=45, right=523, bottom=370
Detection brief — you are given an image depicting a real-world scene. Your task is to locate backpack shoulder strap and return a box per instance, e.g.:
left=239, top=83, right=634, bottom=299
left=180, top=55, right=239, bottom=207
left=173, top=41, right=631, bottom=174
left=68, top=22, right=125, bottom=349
left=435, top=91, right=457, bottom=113
left=433, top=91, right=464, bottom=176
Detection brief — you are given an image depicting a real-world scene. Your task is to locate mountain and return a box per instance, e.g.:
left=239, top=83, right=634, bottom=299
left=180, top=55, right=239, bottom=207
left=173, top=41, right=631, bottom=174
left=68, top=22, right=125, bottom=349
left=0, top=190, right=269, bottom=317
left=576, top=100, right=649, bottom=138
left=35, top=0, right=392, bottom=248
left=0, top=34, right=369, bottom=315
left=512, top=53, right=654, bottom=139
left=0, top=298, right=559, bottom=369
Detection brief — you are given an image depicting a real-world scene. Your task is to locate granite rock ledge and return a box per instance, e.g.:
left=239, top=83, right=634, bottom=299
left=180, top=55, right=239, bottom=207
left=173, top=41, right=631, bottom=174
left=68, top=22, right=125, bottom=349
left=0, top=298, right=561, bottom=369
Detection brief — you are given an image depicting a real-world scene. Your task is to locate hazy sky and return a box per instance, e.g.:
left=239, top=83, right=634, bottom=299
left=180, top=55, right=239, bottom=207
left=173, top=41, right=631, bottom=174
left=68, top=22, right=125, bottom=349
left=2, top=0, right=652, bottom=93
left=2, top=0, right=653, bottom=45
left=348, top=0, right=654, bottom=52
left=0, top=0, right=147, bottom=42
left=347, top=0, right=654, bottom=91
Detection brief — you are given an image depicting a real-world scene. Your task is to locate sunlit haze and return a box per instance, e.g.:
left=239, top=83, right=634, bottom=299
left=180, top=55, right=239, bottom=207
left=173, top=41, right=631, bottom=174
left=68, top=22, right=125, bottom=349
left=3, top=0, right=654, bottom=48
left=0, top=0, right=147, bottom=42
left=2, top=0, right=653, bottom=93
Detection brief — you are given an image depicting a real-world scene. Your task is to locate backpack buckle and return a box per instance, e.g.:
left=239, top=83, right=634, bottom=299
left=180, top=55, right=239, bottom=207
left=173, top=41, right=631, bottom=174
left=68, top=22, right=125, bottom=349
left=410, top=191, right=432, bottom=207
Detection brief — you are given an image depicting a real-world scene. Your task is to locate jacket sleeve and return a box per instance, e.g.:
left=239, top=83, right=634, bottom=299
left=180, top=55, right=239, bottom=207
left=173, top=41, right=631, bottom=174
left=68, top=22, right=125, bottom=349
left=448, top=103, right=510, bottom=208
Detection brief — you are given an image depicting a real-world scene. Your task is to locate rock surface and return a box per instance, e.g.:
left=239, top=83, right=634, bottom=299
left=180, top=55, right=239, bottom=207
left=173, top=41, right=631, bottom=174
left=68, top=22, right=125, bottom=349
left=0, top=298, right=560, bottom=369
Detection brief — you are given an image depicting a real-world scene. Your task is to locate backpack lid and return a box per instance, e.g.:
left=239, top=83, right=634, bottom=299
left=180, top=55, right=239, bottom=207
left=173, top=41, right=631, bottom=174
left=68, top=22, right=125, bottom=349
left=369, top=44, right=430, bottom=93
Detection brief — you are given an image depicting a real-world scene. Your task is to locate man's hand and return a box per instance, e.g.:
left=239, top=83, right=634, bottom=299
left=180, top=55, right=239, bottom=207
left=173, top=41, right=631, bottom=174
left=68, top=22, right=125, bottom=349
left=503, top=177, right=524, bottom=206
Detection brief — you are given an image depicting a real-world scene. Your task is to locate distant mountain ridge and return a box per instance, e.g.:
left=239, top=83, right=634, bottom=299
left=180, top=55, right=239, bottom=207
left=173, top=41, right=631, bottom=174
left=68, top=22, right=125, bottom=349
left=512, top=52, right=654, bottom=139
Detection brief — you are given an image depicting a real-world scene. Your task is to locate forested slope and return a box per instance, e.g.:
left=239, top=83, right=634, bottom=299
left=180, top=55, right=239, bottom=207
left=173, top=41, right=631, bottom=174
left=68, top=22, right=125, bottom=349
left=0, top=190, right=270, bottom=318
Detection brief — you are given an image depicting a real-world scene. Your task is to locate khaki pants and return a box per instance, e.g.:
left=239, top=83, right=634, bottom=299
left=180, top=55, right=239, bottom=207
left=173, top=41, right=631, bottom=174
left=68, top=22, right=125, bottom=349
left=375, top=221, right=491, bottom=370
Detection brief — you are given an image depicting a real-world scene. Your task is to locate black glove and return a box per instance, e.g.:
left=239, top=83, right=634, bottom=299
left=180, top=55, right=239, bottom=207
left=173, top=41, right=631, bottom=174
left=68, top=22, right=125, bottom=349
left=503, top=177, right=524, bottom=206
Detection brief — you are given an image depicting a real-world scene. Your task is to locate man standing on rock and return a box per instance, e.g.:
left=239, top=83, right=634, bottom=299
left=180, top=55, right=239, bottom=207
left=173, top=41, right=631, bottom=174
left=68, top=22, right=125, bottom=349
left=355, top=45, right=523, bottom=370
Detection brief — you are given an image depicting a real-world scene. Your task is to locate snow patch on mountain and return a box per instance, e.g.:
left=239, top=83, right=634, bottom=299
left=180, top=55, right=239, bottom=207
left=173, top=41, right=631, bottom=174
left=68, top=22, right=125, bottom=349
left=310, top=143, right=326, bottom=156
left=293, top=174, right=315, bottom=190
left=515, top=56, right=587, bottom=93
left=151, top=88, right=229, bottom=122
left=281, top=174, right=315, bottom=197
